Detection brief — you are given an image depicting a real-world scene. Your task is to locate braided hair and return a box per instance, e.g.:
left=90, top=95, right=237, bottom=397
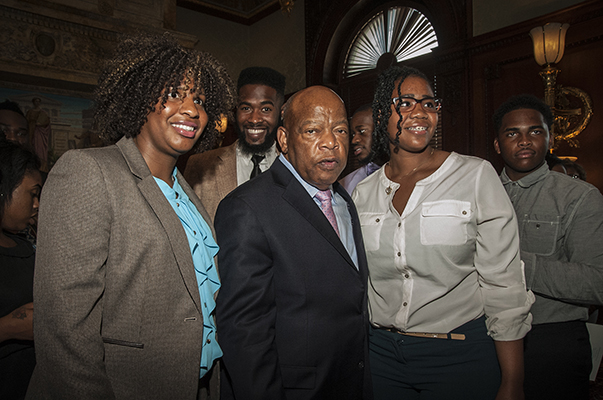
left=94, top=33, right=235, bottom=153
left=371, top=66, right=431, bottom=158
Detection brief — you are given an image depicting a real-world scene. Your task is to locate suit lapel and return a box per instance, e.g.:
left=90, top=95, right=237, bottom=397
left=117, top=138, right=202, bottom=312
left=272, top=160, right=357, bottom=270
left=215, top=142, right=238, bottom=200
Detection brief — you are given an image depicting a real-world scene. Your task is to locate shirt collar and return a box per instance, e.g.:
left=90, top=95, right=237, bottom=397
left=500, top=162, right=549, bottom=188
left=278, top=154, right=335, bottom=200
left=236, top=141, right=278, bottom=164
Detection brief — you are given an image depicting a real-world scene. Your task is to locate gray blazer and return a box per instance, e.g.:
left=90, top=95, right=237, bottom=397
left=27, top=137, right=217, bottom=399
left=185, top=141, right=238, bottom=223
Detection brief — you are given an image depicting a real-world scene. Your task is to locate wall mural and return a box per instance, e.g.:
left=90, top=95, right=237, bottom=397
left=0, top=86, right=97, bottom=169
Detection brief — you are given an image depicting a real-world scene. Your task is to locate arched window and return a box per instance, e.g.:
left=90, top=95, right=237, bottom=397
left=343, top=6, right=439, bottom=78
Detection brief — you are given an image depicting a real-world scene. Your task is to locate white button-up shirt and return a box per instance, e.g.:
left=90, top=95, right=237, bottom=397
left=352, top=152, right=534, bottom=341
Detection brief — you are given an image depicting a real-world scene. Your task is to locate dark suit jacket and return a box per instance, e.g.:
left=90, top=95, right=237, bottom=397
left=185, top=141, right=237, bottom=223
left=27, top=137, right=217, bottom=399
left=214, top=158, right=372, bottom=400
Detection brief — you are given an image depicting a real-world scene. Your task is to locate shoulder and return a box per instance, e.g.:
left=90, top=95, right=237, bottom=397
left=544, top=171, right=602, bottom=203
left=340, top=167, right=362, bottom=182
left=352, top=166, right=385, bottom=210
left=52, top=145, right=122, bottom=173
left=190, top=142, right=235, bottom=164
left=442, top=153, right=499, bottom=184
left=448, top=152, right=492, bottom=170
left=185, top=143, right=236, bottom=180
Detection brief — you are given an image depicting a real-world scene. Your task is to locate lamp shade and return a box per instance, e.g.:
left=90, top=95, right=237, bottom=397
left=529, top=22, right=570, bottom=66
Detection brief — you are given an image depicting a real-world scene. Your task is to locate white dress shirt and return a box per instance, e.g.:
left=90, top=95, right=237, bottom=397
left=279, top=154, right=359, bottom=269
left=352, top=152, right=534, bottom=341
left=236, top=143, right=279, bottom=186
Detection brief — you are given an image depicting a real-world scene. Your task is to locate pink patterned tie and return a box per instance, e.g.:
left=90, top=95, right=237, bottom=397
left=315, top=190, right=340, bottom=237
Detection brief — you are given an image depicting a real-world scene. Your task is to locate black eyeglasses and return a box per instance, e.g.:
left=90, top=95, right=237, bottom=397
left=391, top=97, right=442, bottom=113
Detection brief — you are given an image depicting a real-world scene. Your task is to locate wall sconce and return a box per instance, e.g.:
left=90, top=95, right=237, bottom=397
left=529, top=23, right=593, bottom=148
left=215, top=114, right=228, bottom=133
left=279, top=0, right=295, bottom=16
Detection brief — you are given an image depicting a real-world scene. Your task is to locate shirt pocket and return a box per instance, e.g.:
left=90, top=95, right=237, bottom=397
left=358, top=212, right=384, bottom=251
left=420, top=200, right=472, bottom=246
left=519, top=214, right=560, bottom=256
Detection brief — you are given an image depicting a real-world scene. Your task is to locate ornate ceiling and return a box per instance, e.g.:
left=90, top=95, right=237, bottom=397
left=177, top=0, right=281, bottom=25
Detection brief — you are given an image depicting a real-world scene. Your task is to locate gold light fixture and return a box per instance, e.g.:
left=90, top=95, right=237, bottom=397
left=529, top=23, right=593, bottom=148
left=215, top=114, right=228, bottom=133
left=279, top=0, right=295, bottom=16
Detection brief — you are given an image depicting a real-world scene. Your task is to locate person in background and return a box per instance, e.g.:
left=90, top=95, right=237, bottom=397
left=0, top=100, right=29, bottom=147
left=185, top=66, right=286, bottom=221
left=493, top=94, right=603, bottom=400
left=26, top=33, right=234, bottom=400
left=0, top=102, right=38, bottom=247
left=215, top=86, right=372, bottom=399
left=353, top=66, right=533, bottom=400
left=545, top=152, right=565, bottom=172
left=558, top=159, right=586, bottom=181
left=0, top=141, right=41, bottom=400
left=339, top=104, right=383, bottom=193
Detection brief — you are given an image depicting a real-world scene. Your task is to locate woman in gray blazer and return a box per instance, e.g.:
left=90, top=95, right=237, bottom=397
left=26, top=33, right=234, bottom=400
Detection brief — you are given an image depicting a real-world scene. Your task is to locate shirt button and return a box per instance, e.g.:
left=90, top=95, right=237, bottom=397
left=404, top=274, right=409, bottom=278
left=176, top=203, right=179, bottom=207
left=358, top=361, right=364, bottom=369
left=206, top=338, right=211, bottom=344
left=397, top=252, right=401, bottom=257
left=398, top=222, right=401, bottom=227
left=193, top=231, right=197, bottom=235
left=462, top=210, right=467, bottom=215
left=403, top=302, right=408, bottom=307
left=375, top=218, right=380, bottom=223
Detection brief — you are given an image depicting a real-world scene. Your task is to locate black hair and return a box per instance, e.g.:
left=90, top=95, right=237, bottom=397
left=545, top=152, right=564, bottom=169
left=562, top=159, right=586, bottom=181
left=0, top=100, right=25, bottom=117
left=371, top=65, right=431, bottom=158
left=353, top=103, right=372, bottom=116
left=94, top=33, right=235, bottom=152
left=237, top=67, right=286, bottom=99
left=0, top=140, right=40, bottom=216
left=493, top=94, right=554, bottom=134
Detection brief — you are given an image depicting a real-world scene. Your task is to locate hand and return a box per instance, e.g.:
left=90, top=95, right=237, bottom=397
left=0, top=302, right=34, bottom=342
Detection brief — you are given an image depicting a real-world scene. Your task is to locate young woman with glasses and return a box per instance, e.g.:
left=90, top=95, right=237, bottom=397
left=352, top=65, right=534, bottom=400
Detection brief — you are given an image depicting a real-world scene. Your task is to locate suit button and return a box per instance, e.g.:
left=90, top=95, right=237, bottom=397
left=358, top=361, right=364, bottom=369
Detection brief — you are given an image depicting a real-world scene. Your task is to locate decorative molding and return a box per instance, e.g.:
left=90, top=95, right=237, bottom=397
left=0, top=5, right=198, bottom=89
left=0, top=6, right=115, bottom=83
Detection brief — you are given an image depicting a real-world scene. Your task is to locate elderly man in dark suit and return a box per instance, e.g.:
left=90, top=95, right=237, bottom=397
left=215, top=86, right=372, bottom=400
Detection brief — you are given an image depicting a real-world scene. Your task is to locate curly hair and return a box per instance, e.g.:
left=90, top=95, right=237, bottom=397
left=492, top=94, right=554, bottom=134
left=0, top=140, right=40, bottom=216
left=371, top=66, right=431, bottom=158
left=94, top=33, right=235, bottom=153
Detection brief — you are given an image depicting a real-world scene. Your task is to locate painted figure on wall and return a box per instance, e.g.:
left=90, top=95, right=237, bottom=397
left=26, top=98, right=51, bottom=171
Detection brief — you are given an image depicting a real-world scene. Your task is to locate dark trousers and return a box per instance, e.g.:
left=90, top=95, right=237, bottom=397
left=369, top=316, right=500, bottom=400
left=524, top=320, right=591, bottom=400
